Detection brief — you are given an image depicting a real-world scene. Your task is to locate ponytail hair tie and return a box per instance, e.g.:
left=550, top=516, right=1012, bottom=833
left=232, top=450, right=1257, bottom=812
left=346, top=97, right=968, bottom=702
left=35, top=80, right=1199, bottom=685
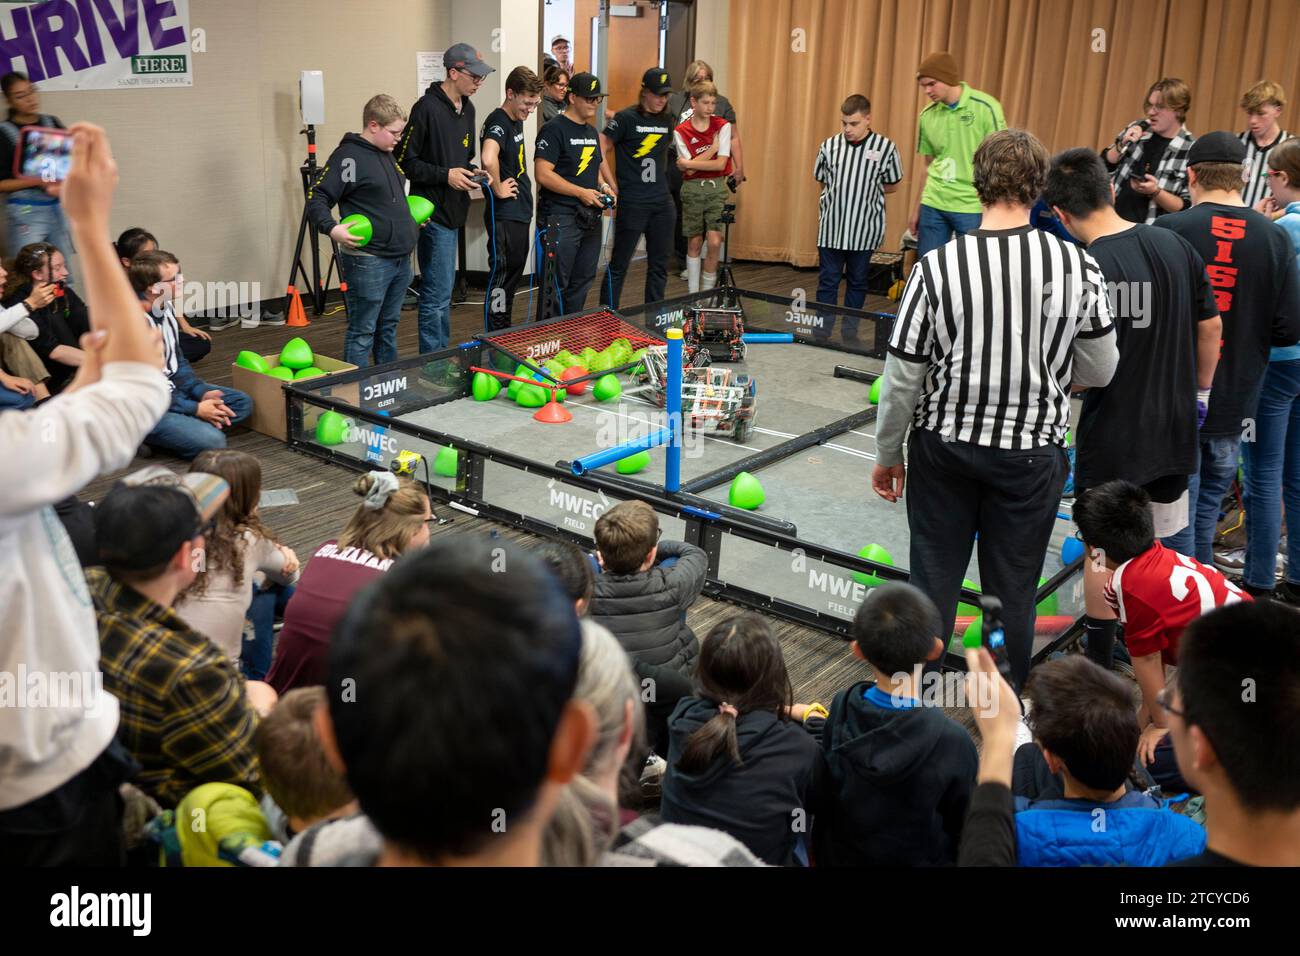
left=361, top=470, right=400, bottom=510
left=718, top=702, right=738, bottom=718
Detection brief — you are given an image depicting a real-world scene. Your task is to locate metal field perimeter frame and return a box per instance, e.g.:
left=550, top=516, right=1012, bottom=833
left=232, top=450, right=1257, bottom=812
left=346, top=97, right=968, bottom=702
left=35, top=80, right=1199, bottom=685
left=284, top=290, right=1084, bottom=671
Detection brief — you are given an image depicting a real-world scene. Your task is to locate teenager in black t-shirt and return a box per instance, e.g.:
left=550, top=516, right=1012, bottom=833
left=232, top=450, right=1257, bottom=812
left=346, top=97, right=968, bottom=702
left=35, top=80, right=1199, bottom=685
left=480, top=67, right=542, bottom=330
left=598, top=69, right=677, bottom=309
left=534, top=72, right=615, bottom=316
left=1153, top=133, right=1300, bottom=565
left=1, top=242, right=87, bottom=393
left=1045, top=147, right=1223, bottom=670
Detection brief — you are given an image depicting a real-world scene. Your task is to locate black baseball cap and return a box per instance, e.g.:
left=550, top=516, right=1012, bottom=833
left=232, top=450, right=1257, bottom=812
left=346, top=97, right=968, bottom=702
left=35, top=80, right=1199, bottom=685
left=569, top=72, right=606, bottom=99
left=642, top=68, right=673, bottom=95
left=444, top=42, right=495, bottom=79
left=96, top=466, right=230, bottom=572
left=1187, top=131, right=1246, bottom=166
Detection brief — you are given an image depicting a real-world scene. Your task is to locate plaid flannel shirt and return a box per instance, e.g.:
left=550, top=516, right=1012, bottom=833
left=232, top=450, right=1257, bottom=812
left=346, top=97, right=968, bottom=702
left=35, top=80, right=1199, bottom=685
left=90, top=569, right=261, bottom=808
left=1109, top=124, right=1195, bottom=224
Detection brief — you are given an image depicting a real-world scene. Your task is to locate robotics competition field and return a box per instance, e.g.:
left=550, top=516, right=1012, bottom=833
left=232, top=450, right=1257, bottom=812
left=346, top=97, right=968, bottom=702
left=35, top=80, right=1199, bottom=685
left=286, top=288, right=1083, bottom=666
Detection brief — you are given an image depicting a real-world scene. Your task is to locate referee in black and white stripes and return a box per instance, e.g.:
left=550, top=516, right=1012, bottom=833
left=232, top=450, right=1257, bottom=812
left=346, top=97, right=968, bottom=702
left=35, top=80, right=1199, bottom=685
left=871, top=129, right=1119, bottom=688
left=814, top=94, right=902, bottom=339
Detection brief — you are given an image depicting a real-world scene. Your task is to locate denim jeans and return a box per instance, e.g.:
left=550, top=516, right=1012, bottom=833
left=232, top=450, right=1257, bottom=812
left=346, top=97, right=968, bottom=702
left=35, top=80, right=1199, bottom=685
left=816, top=246, right=872, bottom=339
left=340, top=253, right=411, bottom=368
left=917, top=204, right=982, bottom=258
left=244, top=581, right=295, bottom=681
left=145, top=386, right=253, bottom=460
left=7, top=199, right=73, bottom=271
left=1241, top=359, right=1300, bottom=588
left=416, top=220, right=457, bottom=353
left=0, top=384, right=34, bottom=409
left=601, top=197, right=674, bottom=309
left=1162, top=435, right=1241, bottom=564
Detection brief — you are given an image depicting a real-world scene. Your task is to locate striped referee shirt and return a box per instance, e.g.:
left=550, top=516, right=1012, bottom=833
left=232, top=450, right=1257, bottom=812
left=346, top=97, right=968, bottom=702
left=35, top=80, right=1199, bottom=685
left=1240, top=128, right=1292, bottom=209
left=888, top=226, right=1115, bottom=450
left=814, top=131, right=902, bottom=251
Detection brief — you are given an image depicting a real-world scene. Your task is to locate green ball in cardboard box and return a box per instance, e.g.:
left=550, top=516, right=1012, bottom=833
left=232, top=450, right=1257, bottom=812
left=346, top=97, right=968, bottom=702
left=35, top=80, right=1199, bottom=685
left=851, top=543, right=893, bottom=587
left=315, top=410, right=349, bottom=446
left=235, top=350, right=270, bottom=374
left=279, top=337, right=314, bottom=370
left=294, top=366, right=326, bottom=381
left=592, top=374, right=622, bottom=402
left=471, top=371, right=502, bottom=401
left=434, top=446, right=459, bottom=477
left=615, top=450, right=651, bottom=475
left=267, top=366, right=295, bottom=381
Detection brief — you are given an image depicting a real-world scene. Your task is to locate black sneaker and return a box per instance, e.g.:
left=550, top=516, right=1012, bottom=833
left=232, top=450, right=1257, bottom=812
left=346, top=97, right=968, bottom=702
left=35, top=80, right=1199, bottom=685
left=1242, top=581, right=1275, bottom=600
left=1275, top=580, right=1300, bottom=606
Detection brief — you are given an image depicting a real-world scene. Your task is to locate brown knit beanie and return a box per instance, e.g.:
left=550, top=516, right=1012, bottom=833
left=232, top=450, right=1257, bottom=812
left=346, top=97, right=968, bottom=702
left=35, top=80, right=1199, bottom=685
left=917, top=52, right=960, bottom=86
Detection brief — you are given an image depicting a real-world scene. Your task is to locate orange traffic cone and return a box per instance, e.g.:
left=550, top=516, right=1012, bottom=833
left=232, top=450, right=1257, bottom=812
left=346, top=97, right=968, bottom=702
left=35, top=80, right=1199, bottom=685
left=286, top=286, right=310, bottom=327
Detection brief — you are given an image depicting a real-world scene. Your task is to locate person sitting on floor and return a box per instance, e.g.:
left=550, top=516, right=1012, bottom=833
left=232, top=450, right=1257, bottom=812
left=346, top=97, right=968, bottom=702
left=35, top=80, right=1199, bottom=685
left=1, top=241, right=84, bottom=394
left=1013, top=655, right=1206, bottom=867
left=128, top=250, right=252, bottom=459
left=589, top=499, right=708, bottom=759
left=116, top=226, right=211, bottom=364
left=266, top=471, right=431, bottom=695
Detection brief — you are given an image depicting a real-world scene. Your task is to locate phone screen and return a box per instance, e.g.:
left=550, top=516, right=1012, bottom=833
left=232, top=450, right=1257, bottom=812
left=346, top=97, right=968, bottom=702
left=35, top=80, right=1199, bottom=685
left=17, top=126, right=72, bottom=182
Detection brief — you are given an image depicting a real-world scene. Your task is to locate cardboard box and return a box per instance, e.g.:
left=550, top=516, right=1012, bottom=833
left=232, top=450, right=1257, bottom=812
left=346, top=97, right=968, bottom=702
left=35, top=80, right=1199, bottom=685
left=231, top=353, right=358, bottom=442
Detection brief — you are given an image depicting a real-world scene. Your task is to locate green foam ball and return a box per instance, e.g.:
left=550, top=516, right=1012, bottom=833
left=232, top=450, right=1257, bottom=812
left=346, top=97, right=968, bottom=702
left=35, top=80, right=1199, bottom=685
left=507, top=364, right=531, bottom=400
left=407, top=195, right=435, bottom=226
left=615, top=450, right=651, bottom=475
left=851, top=543, right=894, bottom=587
left=315, top=410, right=348, bottom=446
left=1036, top=576, right=1059, bottom=616
left=962, top=618, right=982, bottom=648
left=956, top=578, right=980, bottom=617
left=341, top=213, right=372, bottom=246
left=434, top=446, right=459, bottom=477
left=267, top=366, right=295, bottom=381
left=279, top=337, right=314, bottom=370
left=471, top=371, right=502, bottom=401
left=728, top=471, right=765, bottom=510
left=294, top=366, right=326, bottom=380
left=868, top=377, right=883, bottom=405
left=515, top=383, right=548, bottom=408
left=592, top=374, right=622, bottom=402
left=235, top=350, right=270, bottom=374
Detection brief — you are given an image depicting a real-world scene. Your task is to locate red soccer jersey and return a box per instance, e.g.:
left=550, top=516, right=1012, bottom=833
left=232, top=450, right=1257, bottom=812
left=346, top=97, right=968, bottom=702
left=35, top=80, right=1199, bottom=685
left=1104, top=542, right=1250, bottom=664
left=674, top=114, right=732, bottom=181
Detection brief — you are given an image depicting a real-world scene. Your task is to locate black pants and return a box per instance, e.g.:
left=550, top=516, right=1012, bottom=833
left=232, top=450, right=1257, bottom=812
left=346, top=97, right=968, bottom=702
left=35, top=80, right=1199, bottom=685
left=546, top=208, right=603, bottom=315
left=179, top=331, right=211, bottom=364
left=906, top=428, right=1069, bottom=689
left=0, top=740, right=135, bottom=866
left=601, top=197, right=675, bottom=310
left=484, top=216, right=531, bottom=330
left=669, top=165, right=686, bottom=267
left=635, top=659, right=695, bottom=758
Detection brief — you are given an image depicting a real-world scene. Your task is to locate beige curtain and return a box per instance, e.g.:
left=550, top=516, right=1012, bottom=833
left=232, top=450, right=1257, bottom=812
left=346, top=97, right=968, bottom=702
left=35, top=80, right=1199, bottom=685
left=725, top=0, right=1300, bottom=266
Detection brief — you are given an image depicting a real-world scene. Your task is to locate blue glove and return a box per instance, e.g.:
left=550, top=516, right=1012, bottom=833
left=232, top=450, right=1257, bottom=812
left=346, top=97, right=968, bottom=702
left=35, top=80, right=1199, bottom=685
left=1196, top=388, right=1211, bottom=429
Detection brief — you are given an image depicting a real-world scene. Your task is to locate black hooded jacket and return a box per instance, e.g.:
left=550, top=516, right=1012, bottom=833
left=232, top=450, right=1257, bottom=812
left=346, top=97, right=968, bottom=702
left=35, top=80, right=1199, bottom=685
left=396, top=82, right=477, bottom=229
left=306, top=133, right=418, bottom=259
left=661, top=698, right=824, bottom=866
left=811, top=681, right=978, bottom=866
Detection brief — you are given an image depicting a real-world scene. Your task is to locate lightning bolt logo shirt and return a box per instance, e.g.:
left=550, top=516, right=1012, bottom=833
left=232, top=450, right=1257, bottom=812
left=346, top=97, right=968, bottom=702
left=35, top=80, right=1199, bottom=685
left=480, top=107, right=532, bottom=223
left=535, top=113, right=601, bottom=211
left=604, top=105, right=673, bottom=202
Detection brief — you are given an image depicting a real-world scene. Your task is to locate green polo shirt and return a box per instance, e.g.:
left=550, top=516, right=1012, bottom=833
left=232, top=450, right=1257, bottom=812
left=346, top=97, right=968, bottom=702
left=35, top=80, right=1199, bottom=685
left=917, top=83, right=1006, bottom=213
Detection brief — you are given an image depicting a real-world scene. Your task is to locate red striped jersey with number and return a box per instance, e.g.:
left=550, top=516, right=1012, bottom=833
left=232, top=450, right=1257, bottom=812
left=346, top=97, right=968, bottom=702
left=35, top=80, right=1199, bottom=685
left=1105, top=542, right=1250, bottom=664
left=673, top=115, right=732, bottom=181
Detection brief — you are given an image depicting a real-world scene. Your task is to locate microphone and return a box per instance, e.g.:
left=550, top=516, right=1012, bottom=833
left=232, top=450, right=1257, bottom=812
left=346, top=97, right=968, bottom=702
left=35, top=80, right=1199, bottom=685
left=1116, top=119, right=1150, bottom=160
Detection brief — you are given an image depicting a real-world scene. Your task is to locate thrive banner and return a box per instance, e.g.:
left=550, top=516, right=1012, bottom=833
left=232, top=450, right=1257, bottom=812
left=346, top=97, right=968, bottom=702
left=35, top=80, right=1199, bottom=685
left=0, top=0, right=192, bottom=90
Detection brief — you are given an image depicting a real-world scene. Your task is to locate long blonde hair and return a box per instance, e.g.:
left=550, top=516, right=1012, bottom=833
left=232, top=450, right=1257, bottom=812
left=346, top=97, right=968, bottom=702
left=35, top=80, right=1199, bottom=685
left=542, top=620, right=644, bottom=866
left=337, top=473, right=428, bottom=559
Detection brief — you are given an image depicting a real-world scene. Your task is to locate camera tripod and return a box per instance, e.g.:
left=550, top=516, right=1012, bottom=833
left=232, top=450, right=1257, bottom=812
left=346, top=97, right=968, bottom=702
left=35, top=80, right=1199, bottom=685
left=282, top=124, right=349, bottom=321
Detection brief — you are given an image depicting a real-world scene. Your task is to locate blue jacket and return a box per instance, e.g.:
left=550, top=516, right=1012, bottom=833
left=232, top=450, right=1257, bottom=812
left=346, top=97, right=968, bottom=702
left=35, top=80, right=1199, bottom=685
left=165, top=333, right=212, bottom=416
left=1015, top=791, right=1205, bottom=866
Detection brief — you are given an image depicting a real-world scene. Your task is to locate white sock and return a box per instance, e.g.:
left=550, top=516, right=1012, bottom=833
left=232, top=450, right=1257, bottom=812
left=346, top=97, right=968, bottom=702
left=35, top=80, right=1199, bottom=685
left=686, top=256, right=702, bottom=293
left=702, top=271, right=717, bottom=291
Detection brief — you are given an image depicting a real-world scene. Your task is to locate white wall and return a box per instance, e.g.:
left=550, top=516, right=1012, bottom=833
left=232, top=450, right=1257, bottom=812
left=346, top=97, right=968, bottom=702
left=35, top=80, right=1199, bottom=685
left=693, top=0, right=730, bottom=91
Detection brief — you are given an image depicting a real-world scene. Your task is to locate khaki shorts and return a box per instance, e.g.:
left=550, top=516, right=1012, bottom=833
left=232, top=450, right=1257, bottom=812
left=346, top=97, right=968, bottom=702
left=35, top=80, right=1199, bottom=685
left=0, top=332, right=49, bottom=382
left=680, top=177, right=727, bottom=238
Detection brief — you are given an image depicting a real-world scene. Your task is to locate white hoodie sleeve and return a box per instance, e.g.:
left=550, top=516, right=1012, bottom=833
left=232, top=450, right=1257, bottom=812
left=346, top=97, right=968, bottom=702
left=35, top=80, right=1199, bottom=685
left=0, top=361, right=169, bottom=519
left=0, top=300, right=38, bottom=339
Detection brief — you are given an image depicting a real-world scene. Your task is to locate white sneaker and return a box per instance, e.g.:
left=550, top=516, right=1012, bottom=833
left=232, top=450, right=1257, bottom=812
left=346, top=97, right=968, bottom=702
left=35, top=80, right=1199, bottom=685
left=678, top=268, right=688, bottom=280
